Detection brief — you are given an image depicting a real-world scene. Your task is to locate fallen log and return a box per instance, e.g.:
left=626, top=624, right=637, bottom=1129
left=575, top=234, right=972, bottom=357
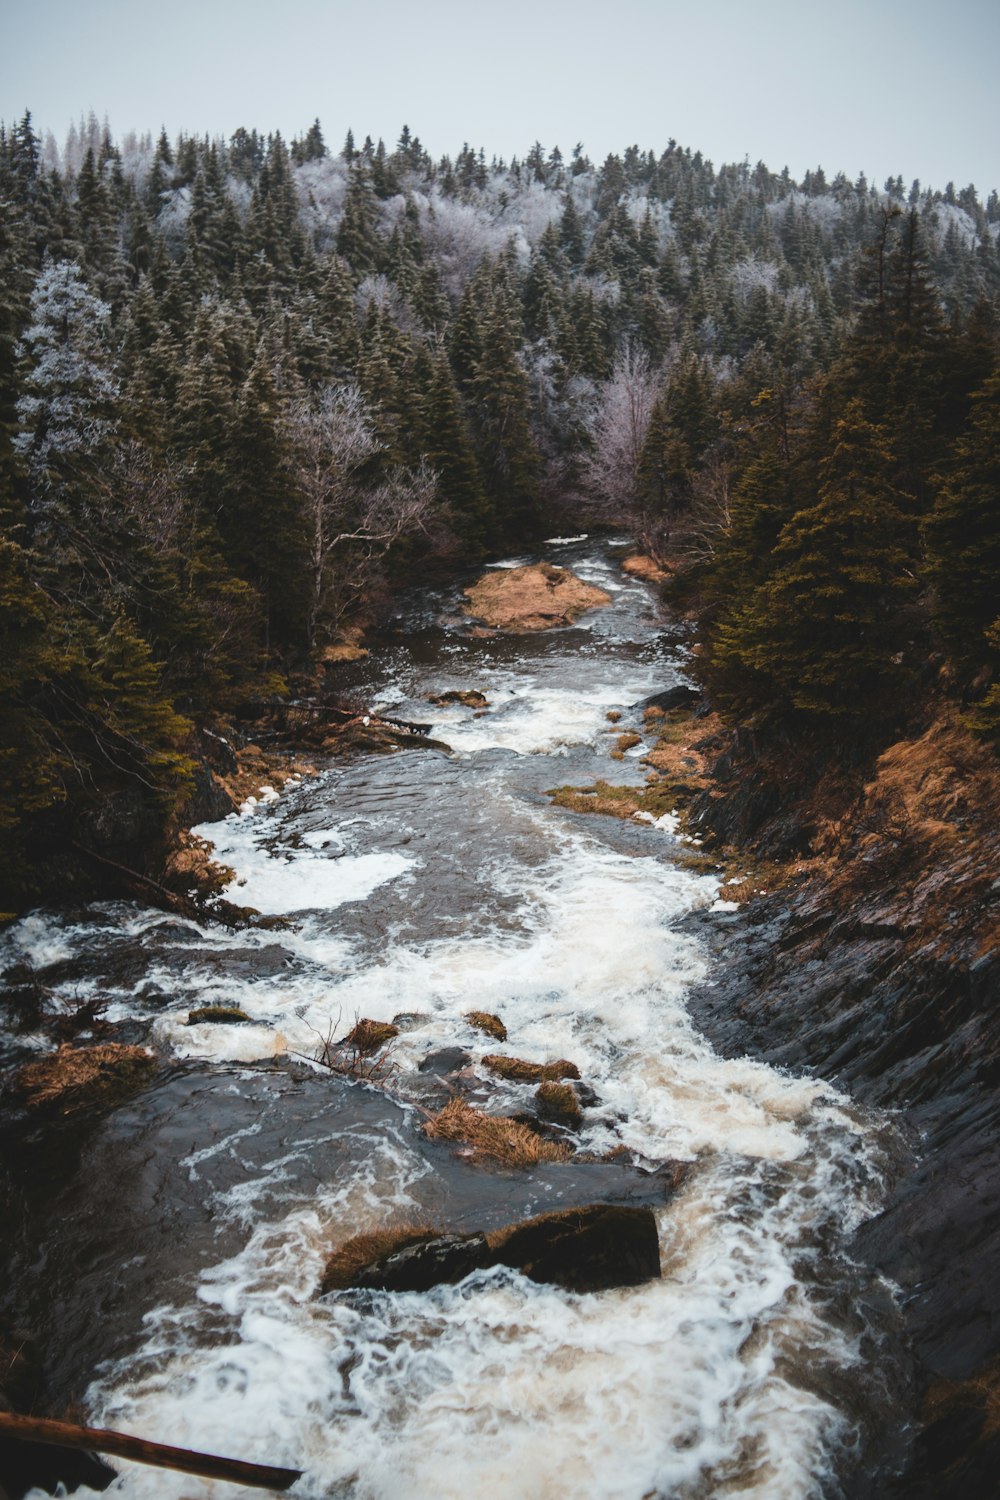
left=0, top=1411, right=302, bottom=1491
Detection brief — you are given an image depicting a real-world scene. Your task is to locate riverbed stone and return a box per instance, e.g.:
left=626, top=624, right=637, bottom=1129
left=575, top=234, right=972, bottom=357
left=321, top=1204, right=661, bottom=1298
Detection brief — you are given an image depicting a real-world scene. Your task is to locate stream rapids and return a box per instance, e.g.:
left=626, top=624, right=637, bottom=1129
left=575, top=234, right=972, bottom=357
left=1, top=537, right=906, bottom=1499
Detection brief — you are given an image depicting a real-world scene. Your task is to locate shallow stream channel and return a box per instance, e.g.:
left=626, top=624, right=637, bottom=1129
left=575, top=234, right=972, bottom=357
left=2, top=537, right=908, bottom=1499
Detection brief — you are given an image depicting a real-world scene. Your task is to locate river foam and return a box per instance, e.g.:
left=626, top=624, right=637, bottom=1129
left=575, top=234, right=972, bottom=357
left=8, top=539, right=899, bottom=1500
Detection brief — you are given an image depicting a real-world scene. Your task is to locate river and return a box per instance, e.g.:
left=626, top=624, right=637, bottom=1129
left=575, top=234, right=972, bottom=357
left=1, top=536, right=905, bottom=1499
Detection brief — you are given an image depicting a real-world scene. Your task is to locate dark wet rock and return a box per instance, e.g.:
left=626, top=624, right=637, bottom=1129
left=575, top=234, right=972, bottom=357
left=0, top=1065, right=687, bottom=1412
left=391, top=1011, right=432, bottom=1032
left=349, top=1233, right=492, bottom=1294
left=0, top=1432, right=115, bottom=1499
left=174, top=765, right=239, bottom=827
left=323, top=1204, right=661, bottom=1298
left=636, top=684, right=702, bottom=714
left=687, top=823, right=1000, bottom=1496
left=488, top=1204, right=661, bottom=1293
left=418, top=1047, right=472, bottom=1075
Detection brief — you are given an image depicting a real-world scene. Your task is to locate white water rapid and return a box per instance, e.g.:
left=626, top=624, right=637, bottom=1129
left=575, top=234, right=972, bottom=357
left=3, top=539, right=900, bottom=1500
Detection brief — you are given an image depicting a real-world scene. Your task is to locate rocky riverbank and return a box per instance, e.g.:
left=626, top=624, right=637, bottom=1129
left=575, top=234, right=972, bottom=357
left=661, top=700, right=1000, bottom=1498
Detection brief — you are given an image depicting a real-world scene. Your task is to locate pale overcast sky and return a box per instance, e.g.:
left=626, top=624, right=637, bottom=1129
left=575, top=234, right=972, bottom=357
left=3, top=0, right=998, bottom=195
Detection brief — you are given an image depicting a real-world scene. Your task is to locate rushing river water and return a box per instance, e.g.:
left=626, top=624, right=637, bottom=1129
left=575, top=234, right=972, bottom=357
left=2, top=537, right=905, bottom=1499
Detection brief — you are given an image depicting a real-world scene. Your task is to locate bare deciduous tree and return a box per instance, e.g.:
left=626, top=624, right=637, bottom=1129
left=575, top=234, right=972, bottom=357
left=285, top=385, right=438, bottom=645
left=579, top=344, right=657, bottom=536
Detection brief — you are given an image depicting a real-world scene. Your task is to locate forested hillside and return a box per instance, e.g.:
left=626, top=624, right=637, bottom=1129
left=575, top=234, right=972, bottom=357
left=1, top=110, right=998, bottom=910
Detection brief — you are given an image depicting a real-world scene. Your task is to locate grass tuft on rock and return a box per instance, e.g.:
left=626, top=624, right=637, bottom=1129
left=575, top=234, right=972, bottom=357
left=320, top=1224, right=439, bottom=1294
left=465, top=1010, right=507, bottom=1042
left=187, top=1004, right=252, bottom=1025
left=482, top=1054, right=581, bottom=1082
left=10, top=1044, right=156, bottom=1116
left=423, top=1097, right=571, bottom=1166
left=344, top=1018, right=400, bottom=1054
left=535, top=1081, right=583, bottom=1129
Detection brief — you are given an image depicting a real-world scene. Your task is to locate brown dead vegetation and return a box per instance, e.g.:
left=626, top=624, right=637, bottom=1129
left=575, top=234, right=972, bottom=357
left=482, top=1055, right=581, bottom=1083
left=422, top=1098, right=571, bottom=1166
left=9, top=1044, right=156, bottom=1116
left=320, top=1224, right=439, bottom=1294
left=344, top=1019, right=400, bottom=1054
left=464, top=563, right=610, bottom=632
left=465, top=1010, right=507, bottom=1042
left=535, top=1081, right=583, bottom=1129
left=621, top=555, right=669, bottom=583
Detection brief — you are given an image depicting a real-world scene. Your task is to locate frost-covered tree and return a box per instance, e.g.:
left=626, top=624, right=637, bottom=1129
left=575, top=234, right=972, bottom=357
left=285, top=383, right=383, bottom=644
left=579, top=344, right=656, bottom=537
left=14, top=259, right=120, bottom=527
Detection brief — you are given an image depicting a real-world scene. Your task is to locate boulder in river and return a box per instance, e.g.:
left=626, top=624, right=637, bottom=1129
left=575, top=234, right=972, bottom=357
left=320, top=1203, right=661, bottom=1298
left=463, top=562, right=610, bottom=632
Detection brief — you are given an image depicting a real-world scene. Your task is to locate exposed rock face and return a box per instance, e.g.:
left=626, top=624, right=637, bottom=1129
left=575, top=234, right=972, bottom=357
left=684, top=710, right=1000, bottom=1500
left=320, top=1204, right=662, bottom=1298
left=464, top=563, right=610, bottom=632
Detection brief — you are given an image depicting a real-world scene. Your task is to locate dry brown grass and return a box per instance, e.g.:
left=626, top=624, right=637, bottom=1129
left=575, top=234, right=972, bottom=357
left=320, top=1224, right=439, bottom=1293
left=615, top=732, right=642, bottom=753
left=10, top=1044, right=156, bottom=1115
left=547, top=781, right=643, bottom=819
left=345, top=1018, right=400, bottom=1054
left=463, top=563, right=610, bottom=632
left=465, top=1010, right=507, bottom=1042
left=482, top=1055, right=581, bottom=1082
left=422, top=1098, right=571, bottom=1166
left=535, top=1081, right=583, bottom=1129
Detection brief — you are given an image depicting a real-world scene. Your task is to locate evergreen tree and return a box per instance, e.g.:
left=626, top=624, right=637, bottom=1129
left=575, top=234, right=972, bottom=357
left=709, top=402, right=916, bottom=724
left=424, top=347, right=491, bottom=552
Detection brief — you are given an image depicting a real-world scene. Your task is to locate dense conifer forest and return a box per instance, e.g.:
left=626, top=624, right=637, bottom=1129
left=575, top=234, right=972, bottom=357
left=1, top=110, right=998, bottom=911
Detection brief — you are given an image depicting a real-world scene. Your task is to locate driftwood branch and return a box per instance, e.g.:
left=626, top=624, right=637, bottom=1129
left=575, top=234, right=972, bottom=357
left=0, top=1410, right=302, bottom=1491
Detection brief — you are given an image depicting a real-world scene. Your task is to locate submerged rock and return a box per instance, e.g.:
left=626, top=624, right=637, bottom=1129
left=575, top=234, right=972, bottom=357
left=320, top=1203, right=662, bottom=1298
left=463, top=562, right=610, bottom=632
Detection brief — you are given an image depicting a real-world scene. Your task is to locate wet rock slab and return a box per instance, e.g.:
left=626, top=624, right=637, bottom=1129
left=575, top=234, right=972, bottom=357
left=1, top=1062, right=687, bottom=1412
